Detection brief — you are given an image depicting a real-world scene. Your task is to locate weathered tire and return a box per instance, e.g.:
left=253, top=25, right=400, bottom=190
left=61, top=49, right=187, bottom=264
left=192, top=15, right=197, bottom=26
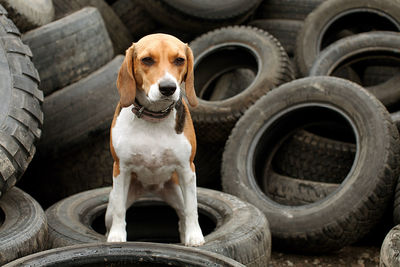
left=255, top=0, right=325, bottom=20
left=248, top=19, right=303, bottom=57
left=140, top=0, right=262, bottom=33
left=18, top=56, right=123, bottom=208
left=22, top=7, right=113, bottom=96
left=4, top=242, right=245, bottom=267
left=46, top=187, right=271, bottom=266
left=111, top=0, right=158, bottom=39
left=0, top=187, right=48, bottom=265
left=0, top=0, right=54, bottom=32
left=222, top=76, right=400, bottom=252
left=380, top=224, right=400, bottom=267
left=0, top=5, right=43, bottom=198
left=273, top=129, right=356, bottom=183
left=53, top=0, right=132, bottom=54
left=189, top=26, right=293, bottom=143
left=309, top=31, right=400, bottom=108
left=295, top=0, right=400, bottom=76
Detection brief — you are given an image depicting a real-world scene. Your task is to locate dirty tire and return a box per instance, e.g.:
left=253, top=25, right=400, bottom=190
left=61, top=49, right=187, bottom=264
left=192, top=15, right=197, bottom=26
left=189, top=26, right=293, bottom=143
left=255, top=0, right=325, bottom=20
left=22, top=7, right=113, bottom=96
left=0, top=5, right=43, bottom=198
left=222, top=77, right=400, bottom=253
left=0, top=0, right=54, bottom=32
left=309, top=31, right=400, bottom=107
left=380, top=224, right=400, bottom=267
left=111, top=0, right=158, bottom=39
left=295, top=0, right=400, bottom=76
left=273, top=129, right=356, bottom=183
left=140, top=0, right=262, bottom=33
left=19, top=57, right=123, bottom=208
left=248, top=19, right=303, bottom=56
left=0, top=187, right=48, bottom=265
left=53, top=0, right=132, bottom=54
left=4, top=242, right=245, bottom=267
left=46, top=187, right=271, bottom=266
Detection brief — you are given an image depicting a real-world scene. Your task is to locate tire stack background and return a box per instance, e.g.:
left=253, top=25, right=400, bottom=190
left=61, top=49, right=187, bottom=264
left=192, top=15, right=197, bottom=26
left=1, top=0, right=400, bottom=265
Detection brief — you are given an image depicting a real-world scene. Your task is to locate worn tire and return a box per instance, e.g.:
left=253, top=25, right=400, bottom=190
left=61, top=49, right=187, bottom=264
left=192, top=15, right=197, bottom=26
left=0, top=0, right=54, bottom=32
left=4, top=242, right=245, bottom=267
left=310, top=31, right=400, bottom=108
left=19, top=56, right=123, bottom=207
left=53, top=0, right=132, bottom=54
left=46, top=187, right=271, bottom=266
left=0, top=5, right=43, bottom=198
left=380, top=224, right=400, bottom=267
left=189, top=26, right=293, bottom=143
left=222, top=76, right=400, bottom=252
left=296, top=0, right=400, bottom=76
left=22, top=7, right=113, bottom=96
left=140, top=0, right=262, bottom=33
left=255, top=0, right=325, bottom=20
left=0, top=187, right=48, bottom=265
left=248, top=19, right=303, bottom=57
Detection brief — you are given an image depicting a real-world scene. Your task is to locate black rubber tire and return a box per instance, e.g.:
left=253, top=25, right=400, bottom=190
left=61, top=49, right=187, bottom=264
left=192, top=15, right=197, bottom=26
left=22, top=7, right=113, bottom=96
left=18, top=56, right=123, bottom=208
left=222, top=76, right=400, bottom=253
left=45, top=187, right=271, bottom=266
left=0, top=0, right=54, bottom=32
left=255, top=0, right=325, bottom=20
left=248, top=19, right=303, bottom=57
left=139, top=0, right=262, bottom=33
left=4, top=242, right=245, bottom=267
left=189, top=26, right=293, bottom=143
left=53, top=0, right=132, bottom=55
left=295, top=0, right=400, bottom=76
left=380, top=224, right=400, bottom=267
left=0, top=5, right=43, bottom=198
left=111, top=0, right=158, bottom=39
left=0, top=187, right=48, bottom=265
left=309, top=31, right=400, bottom=108
left=273, top=129, right=356, bottom=183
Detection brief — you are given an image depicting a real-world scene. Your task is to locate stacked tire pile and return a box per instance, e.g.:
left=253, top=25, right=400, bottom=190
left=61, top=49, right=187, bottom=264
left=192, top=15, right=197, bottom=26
left=1, top=0, right=400, bottom=265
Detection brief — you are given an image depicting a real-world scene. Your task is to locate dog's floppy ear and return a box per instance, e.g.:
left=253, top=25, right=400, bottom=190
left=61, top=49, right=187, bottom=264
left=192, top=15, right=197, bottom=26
left=117, top=45, right=136, bottom=107
left=184, top=44, right=198, bottom=107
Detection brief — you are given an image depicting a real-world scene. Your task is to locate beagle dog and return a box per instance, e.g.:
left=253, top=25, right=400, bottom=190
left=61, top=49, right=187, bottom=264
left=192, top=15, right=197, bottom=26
left=105, top=33, right=205, bottom=246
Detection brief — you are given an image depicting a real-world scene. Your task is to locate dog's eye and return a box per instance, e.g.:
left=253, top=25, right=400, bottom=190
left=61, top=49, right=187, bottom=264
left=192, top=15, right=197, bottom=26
left=174, top=57, right=185, bottom=66
left=141, top=57, right=155, bottom=66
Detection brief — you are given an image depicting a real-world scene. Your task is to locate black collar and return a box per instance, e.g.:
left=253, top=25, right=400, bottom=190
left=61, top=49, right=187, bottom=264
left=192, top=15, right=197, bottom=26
left=131, top=99, right=176, bottom=122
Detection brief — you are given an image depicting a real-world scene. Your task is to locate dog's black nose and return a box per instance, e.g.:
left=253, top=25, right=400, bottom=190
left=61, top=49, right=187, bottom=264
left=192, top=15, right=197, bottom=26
left=159, top=80, right=176, bottom=96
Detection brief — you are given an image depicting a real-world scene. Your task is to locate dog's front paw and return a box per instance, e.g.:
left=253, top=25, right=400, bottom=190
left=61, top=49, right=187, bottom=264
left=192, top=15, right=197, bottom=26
left=184, top=226, right=205, bottom=247
left=107, top=229, right=127, bottom=242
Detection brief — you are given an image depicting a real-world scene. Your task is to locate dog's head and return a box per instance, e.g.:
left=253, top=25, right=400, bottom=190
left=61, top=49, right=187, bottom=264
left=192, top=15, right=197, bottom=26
left=116, top=33, right=198, bottom=108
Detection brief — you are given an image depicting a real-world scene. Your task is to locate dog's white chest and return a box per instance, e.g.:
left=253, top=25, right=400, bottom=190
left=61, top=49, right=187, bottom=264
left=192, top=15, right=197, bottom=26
left=112, top=106, right=191, bottom=185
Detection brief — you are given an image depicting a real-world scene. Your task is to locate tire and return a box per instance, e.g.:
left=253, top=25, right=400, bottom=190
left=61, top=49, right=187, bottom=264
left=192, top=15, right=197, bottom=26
left=53, top=0, right=132, bottom=55
left=22, top=7, right=113, bottom=96
left=295, top=0, right=400, bottom=76
left=189, top=26, right=293, bottom=143
left=309, top=31, right=400, bottom=108
left=45, top=187, right=271, bottom=266
left=140, top=0, right=263, bottom=33
left=380, top=225, right=400, bottom=267
left=222, top=76, right=400, bottom=252
left=248, top=19, right=303, bottom=57
left=273, top=129, right=356, bottom=183
left=18, top=56, right=123, bottom=208
left=0, top=5, right=43, bottom=198
left=0, top=0, right=54, bottom=32
left=4, top=242, right=245, bottom=267
left=254, top=0, right=325, bottom=20
left=111, top=0, right=158, bottom=39
left=0, top=187, right=48, bottom=265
